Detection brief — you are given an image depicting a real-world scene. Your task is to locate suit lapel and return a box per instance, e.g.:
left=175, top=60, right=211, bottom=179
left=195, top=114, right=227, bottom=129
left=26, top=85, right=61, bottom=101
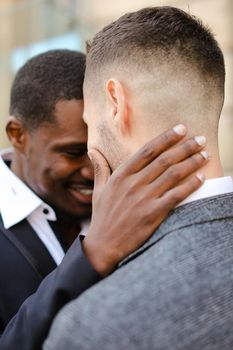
left=0, top=216, right=57, bottom=278
left=119, top=193, right=233, bottom=267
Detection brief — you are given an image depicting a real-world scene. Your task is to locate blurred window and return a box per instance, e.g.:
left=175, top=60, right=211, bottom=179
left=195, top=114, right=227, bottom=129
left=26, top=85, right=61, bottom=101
left=10, top=32, right=81, bottom=72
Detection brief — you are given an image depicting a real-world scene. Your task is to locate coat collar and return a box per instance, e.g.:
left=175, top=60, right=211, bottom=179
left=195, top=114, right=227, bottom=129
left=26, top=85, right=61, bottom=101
left=119, top=192, right=233, bottom=267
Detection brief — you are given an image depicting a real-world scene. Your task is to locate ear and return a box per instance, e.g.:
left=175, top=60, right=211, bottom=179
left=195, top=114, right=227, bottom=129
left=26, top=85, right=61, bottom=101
left=106, top=78, right=131, bottom=135
left=6, top=116, right=28, bottom=152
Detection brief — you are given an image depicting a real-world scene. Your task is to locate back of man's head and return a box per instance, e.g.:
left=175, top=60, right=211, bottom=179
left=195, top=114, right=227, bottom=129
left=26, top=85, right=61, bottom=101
left=10, top=49, right=85, bottom=130
left=84, top=6, right=225, bottom=161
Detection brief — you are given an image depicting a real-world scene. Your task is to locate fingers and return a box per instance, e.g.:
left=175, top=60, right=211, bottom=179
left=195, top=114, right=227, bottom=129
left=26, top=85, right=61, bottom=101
left=117, top=124, right=187, bottom=176
left=158, top=173, right=205, bottom=210
left=88, top=149, right=111, bottom=192
left=138, top=135, right=207, bottom=183
left=149, top=150, right=209, bottom=197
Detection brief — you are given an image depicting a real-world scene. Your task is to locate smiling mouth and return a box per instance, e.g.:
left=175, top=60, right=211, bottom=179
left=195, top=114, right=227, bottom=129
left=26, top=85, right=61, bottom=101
left=68, top=184, right=93, bottom=204
left=77, top=188, right=93, bottom=196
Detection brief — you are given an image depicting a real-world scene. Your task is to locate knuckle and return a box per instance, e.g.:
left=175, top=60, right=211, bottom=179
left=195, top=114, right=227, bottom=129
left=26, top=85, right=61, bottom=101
left=160, top=132, right=170, bottom=144
left=158, top=131, right=175, bottom=148
left=166, top=165, right=181, bottom=182
left=161, top=191, right=178, bottom=208
left=182, top=140, right=196, bottom=153
left=189, top=154, right=203, bottom=168
left=140, top=144, right=155, bottom=160
left=141, top=212, right=154, bottom=227
left=168, top=190, right=182, bottom=205
left=139, top=130, right=176, bottom=161
left=157, top=154, right=172, bottom=168
left=189, top=176, right=201, bottom=188
left=127, top=178, right=138, bottom=194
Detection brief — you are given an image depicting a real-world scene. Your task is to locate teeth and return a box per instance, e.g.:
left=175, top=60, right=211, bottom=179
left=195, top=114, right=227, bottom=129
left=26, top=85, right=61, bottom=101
left=69, top=185, right=93, bottom=196
left=78, top=189, right=93, bottom=196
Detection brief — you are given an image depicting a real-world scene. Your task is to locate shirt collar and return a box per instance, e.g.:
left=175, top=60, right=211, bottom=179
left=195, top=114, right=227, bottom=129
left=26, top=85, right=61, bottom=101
left=0, top=148, right=56, bottom=229
left=177, top=176, right=233, bottom=207
left=79, top=219, right=91, bottom=237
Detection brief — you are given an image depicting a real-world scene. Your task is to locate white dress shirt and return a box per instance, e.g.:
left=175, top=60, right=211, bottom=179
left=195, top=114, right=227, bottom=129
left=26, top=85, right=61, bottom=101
left=1, top=149, right=231, bottom=264
left=178, top=176, right=233, bottom=207
left=0, top=149, right=88, bottom=265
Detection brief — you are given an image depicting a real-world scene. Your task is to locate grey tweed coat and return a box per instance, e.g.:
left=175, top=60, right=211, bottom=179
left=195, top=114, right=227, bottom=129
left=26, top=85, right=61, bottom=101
left=44, top=193, right=233, bottom=350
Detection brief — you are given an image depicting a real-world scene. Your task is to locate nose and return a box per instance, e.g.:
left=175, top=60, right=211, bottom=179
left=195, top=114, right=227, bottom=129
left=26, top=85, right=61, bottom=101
left=80, top=155, right=94, bottom=181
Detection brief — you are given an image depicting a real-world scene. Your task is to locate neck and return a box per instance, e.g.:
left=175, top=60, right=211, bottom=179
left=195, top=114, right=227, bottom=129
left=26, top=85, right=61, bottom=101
left=129, top=130, right=224, bottom=180
left=202, top=155, right=224, bottom=180
left=10, top=151, right=26, bottom=182
left=188, top=141, right=224, bottom=180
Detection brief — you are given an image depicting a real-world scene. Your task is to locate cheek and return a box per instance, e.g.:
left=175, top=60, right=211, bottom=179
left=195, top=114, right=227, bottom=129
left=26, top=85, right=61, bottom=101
left=31, top=156, right=70, bottom=185
left=44, top=158, right=76, bottom=180
left=25, top=146, right=63, bottom=193
left=32, top=161, right=69, bottom=196
left=88, top=123, right=104, bottom=151
left=87, top=126, right=97, bottom=151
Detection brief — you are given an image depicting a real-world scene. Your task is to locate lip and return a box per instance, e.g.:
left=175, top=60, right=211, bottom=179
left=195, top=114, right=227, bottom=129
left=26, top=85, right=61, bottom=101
left=68, top=184, right=93, bottom=205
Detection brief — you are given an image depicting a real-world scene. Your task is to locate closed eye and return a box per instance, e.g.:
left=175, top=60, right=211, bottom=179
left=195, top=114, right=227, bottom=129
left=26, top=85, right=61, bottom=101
left=65, top=151, right=85, bottom=158
left=53, top=143, right=88, bottom=158
left=64, top=145, right=87, bottom=158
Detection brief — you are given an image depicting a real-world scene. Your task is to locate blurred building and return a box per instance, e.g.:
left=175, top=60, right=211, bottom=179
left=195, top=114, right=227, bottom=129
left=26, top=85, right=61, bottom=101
left=0, top=0, right=232, bottom=173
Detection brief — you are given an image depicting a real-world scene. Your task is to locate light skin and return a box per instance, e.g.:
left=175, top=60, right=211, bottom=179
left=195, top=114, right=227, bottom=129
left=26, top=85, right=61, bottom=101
left=83, top=63, right=223, bottom=180
left=82, top=58, right=226, bottom=274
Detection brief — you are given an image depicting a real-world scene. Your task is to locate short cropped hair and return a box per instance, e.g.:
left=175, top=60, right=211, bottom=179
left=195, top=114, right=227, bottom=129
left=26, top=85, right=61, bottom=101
left=10, top=49, right=85, bottom=129
left=86, top=6, right=225, bottom=94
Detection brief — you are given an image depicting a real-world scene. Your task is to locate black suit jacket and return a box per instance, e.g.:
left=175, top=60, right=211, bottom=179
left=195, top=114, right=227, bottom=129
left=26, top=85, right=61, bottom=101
left=0, top=214, right=101, bottom=350
left=0, top=215, right=57, bottom=329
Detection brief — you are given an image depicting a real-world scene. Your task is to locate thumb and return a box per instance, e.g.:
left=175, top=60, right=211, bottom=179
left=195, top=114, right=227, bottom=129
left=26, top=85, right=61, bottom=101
left=88, top=149, right=111, bottom=191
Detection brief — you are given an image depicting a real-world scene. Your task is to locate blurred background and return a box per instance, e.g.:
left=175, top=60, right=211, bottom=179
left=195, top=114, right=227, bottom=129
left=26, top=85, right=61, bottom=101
left=0, top=0, right=232, bottom=174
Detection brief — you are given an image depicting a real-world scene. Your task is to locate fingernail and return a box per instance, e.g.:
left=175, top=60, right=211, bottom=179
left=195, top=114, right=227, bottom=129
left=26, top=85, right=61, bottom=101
left=195, top=136, right=206, bottom=146
left=196, top=173, right=205, bottom=183
left=200, top=151, right=210, bottom=160
left=173, top=124, right=187, bottom=135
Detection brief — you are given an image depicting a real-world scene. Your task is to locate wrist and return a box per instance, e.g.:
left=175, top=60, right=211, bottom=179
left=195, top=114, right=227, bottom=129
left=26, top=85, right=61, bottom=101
left=82, top=237, right=116, bottom=277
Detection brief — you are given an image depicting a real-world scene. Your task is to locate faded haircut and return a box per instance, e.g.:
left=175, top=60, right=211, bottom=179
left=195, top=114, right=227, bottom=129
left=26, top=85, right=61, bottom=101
left=85, top=6, right=225, bottom=96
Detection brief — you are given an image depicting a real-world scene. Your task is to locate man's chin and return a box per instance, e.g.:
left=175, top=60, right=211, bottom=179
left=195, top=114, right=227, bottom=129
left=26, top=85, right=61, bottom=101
left=60, top=206, right=92, bottom=221
left=47, top=200, right=92, bottom=222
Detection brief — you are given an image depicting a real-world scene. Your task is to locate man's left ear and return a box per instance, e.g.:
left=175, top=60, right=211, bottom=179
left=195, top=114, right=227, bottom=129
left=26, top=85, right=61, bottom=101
left=106, top=78, right=130, bottom=135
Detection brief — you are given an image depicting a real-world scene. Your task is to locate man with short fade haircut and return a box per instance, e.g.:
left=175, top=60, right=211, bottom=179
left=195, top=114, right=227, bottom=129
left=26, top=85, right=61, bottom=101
left=44, top=7, right=233, bottom=350
left=0, top=48, right=206, bottom=349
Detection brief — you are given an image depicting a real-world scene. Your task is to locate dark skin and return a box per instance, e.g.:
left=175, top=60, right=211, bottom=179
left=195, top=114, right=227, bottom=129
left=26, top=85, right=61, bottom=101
left=6, top=99, right=208, bottom=276
left=8, top=100, right=93, bottom=244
